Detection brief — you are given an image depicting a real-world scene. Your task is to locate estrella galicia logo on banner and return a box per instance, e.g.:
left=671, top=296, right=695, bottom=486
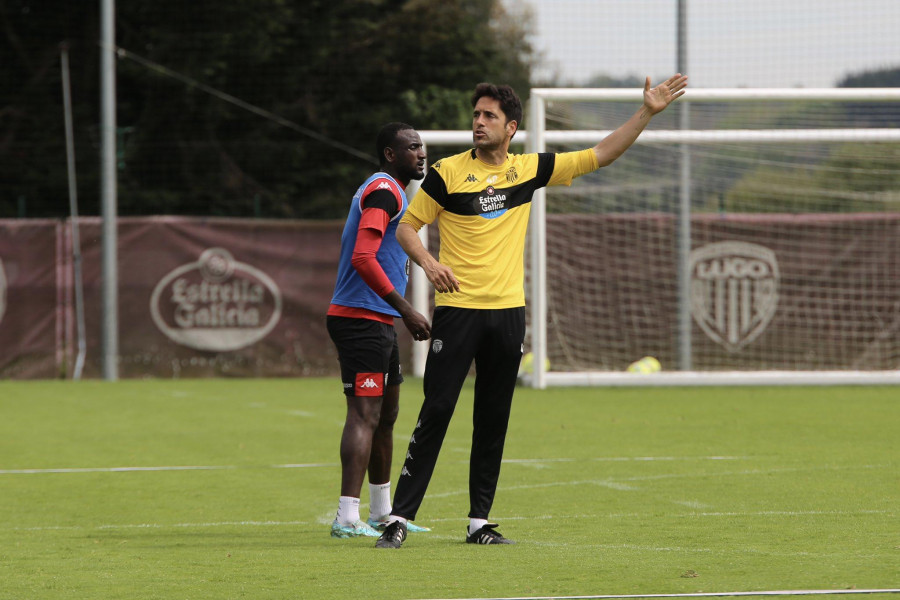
left=150, top=248, right=282, bottom=351
left=689, top=241, right=779, bottom=352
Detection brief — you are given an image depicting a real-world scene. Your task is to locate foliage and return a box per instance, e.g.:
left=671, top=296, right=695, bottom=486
left=717, top=142, right=900, bottom=213
left=0, top=0, right=535, bottom=219
left=838, top=65, right=900, bottom=87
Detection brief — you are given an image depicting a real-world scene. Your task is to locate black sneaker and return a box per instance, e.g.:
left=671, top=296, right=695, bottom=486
left=465, top=523, right=515, bottom=545
left=375, top=520, right=407, bottom=549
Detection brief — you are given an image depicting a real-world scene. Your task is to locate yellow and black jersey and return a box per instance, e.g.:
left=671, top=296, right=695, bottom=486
left=401, top=147, right=598, bottom=308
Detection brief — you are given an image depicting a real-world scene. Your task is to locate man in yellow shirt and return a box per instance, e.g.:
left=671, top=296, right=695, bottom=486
left=376, top=74, right=688, bottom=549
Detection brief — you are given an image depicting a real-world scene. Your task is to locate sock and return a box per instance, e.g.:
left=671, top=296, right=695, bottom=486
left=386, top=515, right=408, bottom=526
left=335, top=496, right=360, bottom=525
left=469, top=518, right=489, bottom=535
left=368, top=481, right=391, bottom=520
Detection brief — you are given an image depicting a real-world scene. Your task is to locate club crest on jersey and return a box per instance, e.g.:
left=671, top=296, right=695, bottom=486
left=478, top=185, right=508, bottom=219
left=505, top=166, right=519, bottom=183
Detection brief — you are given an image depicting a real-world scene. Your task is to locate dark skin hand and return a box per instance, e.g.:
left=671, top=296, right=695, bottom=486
left=383, top=288, right=431, bottom=340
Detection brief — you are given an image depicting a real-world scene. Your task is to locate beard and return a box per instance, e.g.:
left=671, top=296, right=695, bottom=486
left=473, top=124, right=514, bottom=151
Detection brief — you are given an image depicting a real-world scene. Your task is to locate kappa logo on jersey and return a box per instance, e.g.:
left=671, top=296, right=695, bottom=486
left=465, top=173, right=478, bottom=182
left=355, top=372, right=384, bottom=396
left=377, top=181, right=392, bottom=190
left=431, top=160, right=443, bottom=171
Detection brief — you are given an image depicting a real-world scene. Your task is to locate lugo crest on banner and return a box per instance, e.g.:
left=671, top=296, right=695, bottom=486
left=689, top=241, right=780, bottom=352
left=150, top=248, right=282, bottom=351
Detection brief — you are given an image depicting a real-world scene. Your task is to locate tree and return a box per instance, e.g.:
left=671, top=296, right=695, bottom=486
left=838, top=66, right=900, bottom=88
left=0, top=0, right=536, bottom=219
left=717, top=64, right=900, bottom=213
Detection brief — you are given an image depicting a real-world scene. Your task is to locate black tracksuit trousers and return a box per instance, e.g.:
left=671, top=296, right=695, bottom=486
left=391, top=306, right=525, bottom=521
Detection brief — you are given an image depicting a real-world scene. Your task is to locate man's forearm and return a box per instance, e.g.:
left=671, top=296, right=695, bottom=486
left=397, top=222, right=434, bottom=269
left=592, top=106, right=653, bottom=167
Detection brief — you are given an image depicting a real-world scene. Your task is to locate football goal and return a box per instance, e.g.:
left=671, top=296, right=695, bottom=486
left=416, top=88, right=900, bottom=387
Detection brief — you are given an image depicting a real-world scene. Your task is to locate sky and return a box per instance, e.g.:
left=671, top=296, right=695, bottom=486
left=506, top=0, right=900, bottom=88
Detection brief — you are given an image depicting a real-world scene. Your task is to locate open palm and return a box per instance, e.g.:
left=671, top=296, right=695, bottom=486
left=644, top=73, right=688, bottom=114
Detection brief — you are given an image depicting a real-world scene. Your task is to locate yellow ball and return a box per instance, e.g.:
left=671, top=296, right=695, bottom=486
left=520, top=352, right=550, bottom=375
left=626, top=356, right=661, bottom=374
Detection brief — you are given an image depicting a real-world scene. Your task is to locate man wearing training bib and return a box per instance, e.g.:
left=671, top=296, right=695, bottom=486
left=376, top=75, right=687, bottom=549
left=327, top=122, right=433, bottom=539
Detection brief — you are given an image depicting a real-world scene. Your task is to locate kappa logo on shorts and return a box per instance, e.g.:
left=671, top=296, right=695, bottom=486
left=355, top=373, right=383, bottom=396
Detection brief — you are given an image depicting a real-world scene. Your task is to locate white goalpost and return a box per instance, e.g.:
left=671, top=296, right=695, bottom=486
left=415, top=88, right=900, bottom=387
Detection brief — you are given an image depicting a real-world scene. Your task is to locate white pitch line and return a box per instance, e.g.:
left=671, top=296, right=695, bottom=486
left=0, top=463, right=336, bottom=475
left=417, top=589, right=900, bottom=600
left=0, top=465, right=236, bottom=474
left=12, top=520, right=311, bottom=532
left=9, top=508, right=893, bottom=534
left=271, top=463, right=336, bottom=469
left=0, top=456, right=746, bottom=475
left=421, top=509, right=892, bottom=525
left=501, top=457, right=749, bottom=464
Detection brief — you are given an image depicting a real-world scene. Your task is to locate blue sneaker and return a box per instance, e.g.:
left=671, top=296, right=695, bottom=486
left=330, top=519, right=380, bottom=538
left=367, top=515, right=431, bottom=533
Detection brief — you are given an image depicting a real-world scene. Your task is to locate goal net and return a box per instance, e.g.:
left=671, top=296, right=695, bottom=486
left=521, top=88, right=900, bottom=386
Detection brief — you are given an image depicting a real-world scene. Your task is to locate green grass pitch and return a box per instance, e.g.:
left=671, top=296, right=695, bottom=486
left=1, top=379, right=897, bottom=599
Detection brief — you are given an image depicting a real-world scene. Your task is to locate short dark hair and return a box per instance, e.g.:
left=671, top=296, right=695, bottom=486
left=376, top=122, right=415, bottom=166
left=471, top=83, right=523, bottom=126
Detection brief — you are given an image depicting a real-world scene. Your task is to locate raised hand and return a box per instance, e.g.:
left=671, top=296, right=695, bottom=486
left=643, top=73, right=688, bottom=114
